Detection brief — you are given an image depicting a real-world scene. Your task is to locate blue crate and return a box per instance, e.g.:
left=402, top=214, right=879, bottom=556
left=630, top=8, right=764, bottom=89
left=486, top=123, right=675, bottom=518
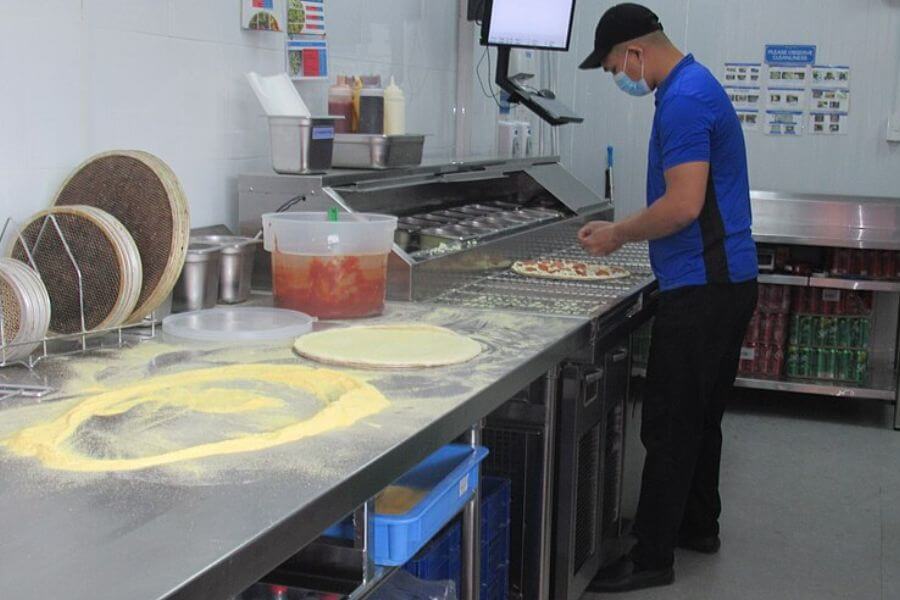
left=403, top=521, right=462, bottom=592
left=481, top=526, right=510, bottom=576
left=481, top=563, right=509, bottom=600
left=373, top=444, right=489, bottom=566
left=480, top=477, right=511, bottom=543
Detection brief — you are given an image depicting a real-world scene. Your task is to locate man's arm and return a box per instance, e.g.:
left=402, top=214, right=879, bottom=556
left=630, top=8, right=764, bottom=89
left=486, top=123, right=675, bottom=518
left=579, top=160, right=709, bottom=256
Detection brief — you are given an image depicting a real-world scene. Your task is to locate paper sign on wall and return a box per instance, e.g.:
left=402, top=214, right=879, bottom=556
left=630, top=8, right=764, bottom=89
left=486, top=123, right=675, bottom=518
left=811, top=88, right=851, bottom=113
left=765, top=111, right=803, bottom=136
left=767, top=65, right=808, bottom=87
left=767, top=88, right=807, bottom=110
left=736, top=110, right=760, bottom=131
left=242, top=0, right=285, bottom=31
left=809, top=112, right=848, bottom=135
left=288, top=38, right=328, bottom=79
left=725, top=86, right=762, bottom=110
left=724, top=63, right=762, bottom=84
left=765, top=45, right=817, bottom=66
left=288, top=0, right=327, bottom=35
left=812, top=65, right=850, bottom=87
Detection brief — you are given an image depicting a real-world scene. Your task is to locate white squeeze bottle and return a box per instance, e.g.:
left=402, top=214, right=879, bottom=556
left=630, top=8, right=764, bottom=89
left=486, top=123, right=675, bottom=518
left=384, top=76, right=406, bottom=136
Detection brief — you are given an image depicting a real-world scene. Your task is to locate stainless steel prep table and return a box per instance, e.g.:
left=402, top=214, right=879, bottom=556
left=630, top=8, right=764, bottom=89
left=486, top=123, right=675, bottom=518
left=0, top=302, right=593, bottom=600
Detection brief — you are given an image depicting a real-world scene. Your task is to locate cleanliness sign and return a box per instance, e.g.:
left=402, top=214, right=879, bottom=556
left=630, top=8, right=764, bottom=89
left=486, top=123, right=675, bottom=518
left=765, top=45, right=817, bottom=66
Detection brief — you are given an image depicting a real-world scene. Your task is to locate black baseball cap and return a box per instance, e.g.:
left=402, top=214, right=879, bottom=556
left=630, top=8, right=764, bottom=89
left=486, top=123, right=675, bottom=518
left=579, top=4, right=663, bottom=70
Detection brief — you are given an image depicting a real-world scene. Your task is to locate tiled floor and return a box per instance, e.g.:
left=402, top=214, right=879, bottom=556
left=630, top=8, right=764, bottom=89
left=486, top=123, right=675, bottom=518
left=583, top=391, right=900, bottom=600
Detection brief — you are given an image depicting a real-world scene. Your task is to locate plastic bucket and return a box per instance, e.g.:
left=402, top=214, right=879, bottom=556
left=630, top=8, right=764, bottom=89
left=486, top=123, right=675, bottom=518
left=261, top=212, right=398, bottom=319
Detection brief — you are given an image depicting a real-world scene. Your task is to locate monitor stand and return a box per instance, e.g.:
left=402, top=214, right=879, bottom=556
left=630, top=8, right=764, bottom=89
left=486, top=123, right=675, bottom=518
left=495, top=46, right=583, bottom=126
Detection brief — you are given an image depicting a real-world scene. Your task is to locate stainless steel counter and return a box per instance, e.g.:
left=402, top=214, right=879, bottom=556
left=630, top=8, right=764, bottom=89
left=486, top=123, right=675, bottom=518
left=752, top=190, right=900, bottom=250
left=0, top=303, right=592, bottom=600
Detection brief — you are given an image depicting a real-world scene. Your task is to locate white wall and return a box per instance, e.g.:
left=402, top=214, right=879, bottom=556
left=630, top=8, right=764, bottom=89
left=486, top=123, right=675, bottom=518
left=0, top=1, right=288, bottom=230
left=469, top=0, right=900, bottom=218
left=0, top=0, right=461, bottom=231
left=295, top=0, right=460, bottom=162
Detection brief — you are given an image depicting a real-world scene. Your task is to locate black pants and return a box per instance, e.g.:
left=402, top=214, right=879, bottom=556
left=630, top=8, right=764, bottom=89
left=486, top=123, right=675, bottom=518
left=632, top=280, right=758, bottom=571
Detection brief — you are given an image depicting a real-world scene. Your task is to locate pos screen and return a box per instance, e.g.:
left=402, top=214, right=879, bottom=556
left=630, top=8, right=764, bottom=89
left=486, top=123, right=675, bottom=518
left=481, top=0, right=577, bottom=51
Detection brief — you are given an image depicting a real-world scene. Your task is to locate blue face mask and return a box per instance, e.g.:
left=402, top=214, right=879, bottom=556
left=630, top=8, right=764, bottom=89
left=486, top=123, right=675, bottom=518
left=614, top=50, right=652, bottom=97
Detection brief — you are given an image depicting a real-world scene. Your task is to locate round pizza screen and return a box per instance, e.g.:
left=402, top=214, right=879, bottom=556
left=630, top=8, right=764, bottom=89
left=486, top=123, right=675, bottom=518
left=511, top=260, right=631, bottom=281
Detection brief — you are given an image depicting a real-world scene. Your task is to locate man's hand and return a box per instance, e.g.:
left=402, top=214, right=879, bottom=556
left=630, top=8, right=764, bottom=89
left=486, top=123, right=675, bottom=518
left=578, top=221, right=624, bottom=256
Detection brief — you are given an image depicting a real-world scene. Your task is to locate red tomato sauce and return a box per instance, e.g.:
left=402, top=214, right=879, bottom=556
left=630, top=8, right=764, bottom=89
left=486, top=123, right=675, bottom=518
left=272, top=252, right=388, bottom=319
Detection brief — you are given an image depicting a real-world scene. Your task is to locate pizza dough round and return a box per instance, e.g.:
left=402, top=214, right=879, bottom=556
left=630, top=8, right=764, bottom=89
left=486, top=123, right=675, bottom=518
left=511, top=259, right=631, bottom=281
left=294, top=324, right=483, bottom=369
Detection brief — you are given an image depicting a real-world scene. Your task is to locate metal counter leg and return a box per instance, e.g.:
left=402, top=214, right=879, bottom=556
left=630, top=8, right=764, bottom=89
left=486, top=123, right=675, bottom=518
left=461, top=423, right=483, bottom=600
left=538, top=367, right=560, bottom=600
left=354, top=500, right=377, bottom=587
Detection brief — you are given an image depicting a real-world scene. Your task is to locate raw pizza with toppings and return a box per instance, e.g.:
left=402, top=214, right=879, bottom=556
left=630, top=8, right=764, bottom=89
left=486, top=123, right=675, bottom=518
left=511, top=259, right=631, bottom=281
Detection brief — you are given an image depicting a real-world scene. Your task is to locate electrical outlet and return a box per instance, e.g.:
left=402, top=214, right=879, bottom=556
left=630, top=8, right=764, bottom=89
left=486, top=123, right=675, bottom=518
left=887, top=114, right=900, bottom=143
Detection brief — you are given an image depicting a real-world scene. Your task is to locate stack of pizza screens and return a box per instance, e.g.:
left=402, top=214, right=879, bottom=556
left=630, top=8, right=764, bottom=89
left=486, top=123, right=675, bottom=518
left=0, top=258, right=51, bottom=363
left=511, top=259, right=631, bottom=281
left=9, top=206, right=143, bottom=334
left=50, top=150, right=190, bottom=324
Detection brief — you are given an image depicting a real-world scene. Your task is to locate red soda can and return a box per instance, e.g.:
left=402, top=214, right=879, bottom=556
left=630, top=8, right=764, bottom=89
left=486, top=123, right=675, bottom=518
left=822, top=294, right=836, bottom=315
left=758, top=285, right=770, bottom=310
left=895, top=252, right=900, bottom=279
left=746, top=313, right=760, bottom=344
left=770, top=346, right=784, bottom=377
left=775, top=313, right=789, bottom=346
left=780, top=286, right=793, bottom=313
left=882, top=251, right=896, bottom=281
left=868, top=250, right=882, bottom=279
left=769, top=285, right=783, bottom=312
left=791, top=288, right=810, bottom=315
left=763, top=314, right=776, bottom=344
left=850, top=250, right=865, bottom=276
left=755, top=345, right=770, bottom=376
left=808, top=289, right=822, bottom=315
left=828, top=249, right=839, bottom=275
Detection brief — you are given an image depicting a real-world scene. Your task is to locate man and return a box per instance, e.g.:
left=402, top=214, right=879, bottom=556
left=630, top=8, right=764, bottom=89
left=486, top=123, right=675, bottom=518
left=576, top=4, right=759, bottom=593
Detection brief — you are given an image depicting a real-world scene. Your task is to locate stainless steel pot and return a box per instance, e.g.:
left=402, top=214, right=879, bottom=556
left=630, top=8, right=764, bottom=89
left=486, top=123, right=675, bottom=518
left=191, top=235, right=260, bottom=304
left=173, top=243, right=222, bottom=312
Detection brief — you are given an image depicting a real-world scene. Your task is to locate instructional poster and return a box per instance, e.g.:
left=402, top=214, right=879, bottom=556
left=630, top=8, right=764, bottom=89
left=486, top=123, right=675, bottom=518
left=767, top=65, right=808, bottom=87
left=242, top=0, right=285, bottom=31
left=810, top=112, right=848, bottom=135
left=765, top=111, right=803, bottom=136
left=724, top=63, right=762, bottom=84
left=736, top=110, right=760, bottom=131
left=725, top=86, right=762, bottom=110
left=288, top=0, right=327, bottom=35
left=288, top=38, right=328, bottom=79
left=767, top=88, right=807, bottom=110
left=812, top=65, right=850, bottom=87
left=811, top=88, right=851, bottom=113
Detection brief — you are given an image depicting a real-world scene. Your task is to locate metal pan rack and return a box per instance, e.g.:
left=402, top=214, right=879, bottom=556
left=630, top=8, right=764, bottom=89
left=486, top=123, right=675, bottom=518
left=0, top=216, right=160, bottom=385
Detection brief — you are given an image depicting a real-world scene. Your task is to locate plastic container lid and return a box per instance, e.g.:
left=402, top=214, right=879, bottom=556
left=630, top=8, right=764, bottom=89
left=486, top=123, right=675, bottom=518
left=162, top=307, right=315, bottom=342
left=262, top=212, right=398, bottom=256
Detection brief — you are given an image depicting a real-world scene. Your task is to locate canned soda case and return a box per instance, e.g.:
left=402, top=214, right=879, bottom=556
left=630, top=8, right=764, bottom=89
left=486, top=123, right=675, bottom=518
left=785, top=346, right=869, bottom=383
left=829, top=248, right=900, bottom=280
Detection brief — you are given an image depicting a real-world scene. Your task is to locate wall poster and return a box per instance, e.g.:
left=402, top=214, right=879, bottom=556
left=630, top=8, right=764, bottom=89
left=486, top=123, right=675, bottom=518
left=765, top=111, right=803, bottom=136
left=809, top=112, right=848, bottom=135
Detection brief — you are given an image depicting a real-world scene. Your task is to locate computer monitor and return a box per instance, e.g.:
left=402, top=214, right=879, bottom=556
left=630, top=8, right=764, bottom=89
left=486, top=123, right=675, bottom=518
left=481, top=0, right=577, bottom=51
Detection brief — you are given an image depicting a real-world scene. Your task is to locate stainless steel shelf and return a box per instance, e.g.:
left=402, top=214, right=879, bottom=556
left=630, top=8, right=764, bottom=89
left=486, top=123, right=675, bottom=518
left=809, top=277, right=900, bottom=293
left=735, top=367, right=897, bottom=401
left=758, top=274, right=809, bottom=287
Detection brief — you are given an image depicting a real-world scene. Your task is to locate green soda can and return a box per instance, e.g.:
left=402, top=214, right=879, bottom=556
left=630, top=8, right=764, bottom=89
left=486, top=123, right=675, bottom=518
left=817, top=348, right=835, bottom=380
left=786, top=346, right=799, bottom=377
left=836, top=350, right=853, bottom=381
left=855, top=350, right=869, bottom=383
left=798, top=347, right=813, bottom=378
left=819, top=317, right=837, bottom=347
left=836, top=318, right=851, bottom=349
left=788, top=315, right=800, bottom=346
left=800, top=316, right=816, bottom=347
left=858, top=318, right=870, bottom=348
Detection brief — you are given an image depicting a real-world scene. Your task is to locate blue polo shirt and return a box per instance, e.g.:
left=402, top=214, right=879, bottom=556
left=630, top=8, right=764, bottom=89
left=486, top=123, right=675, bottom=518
left=647, top=54, right=758, bottom=291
